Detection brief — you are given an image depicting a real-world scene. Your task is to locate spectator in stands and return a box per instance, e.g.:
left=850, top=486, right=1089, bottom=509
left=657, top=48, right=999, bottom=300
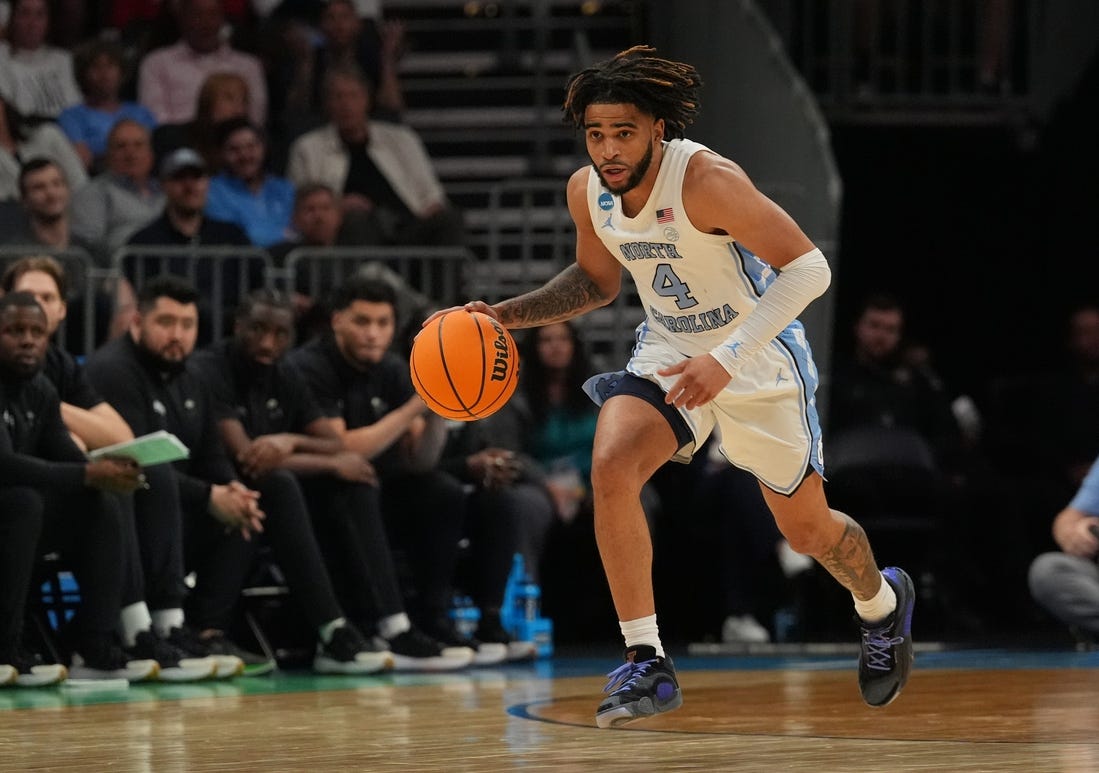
left=193, top=288, right=474, bottom=670
left=2, top=159, right=94, bottom=255
left=125, top=147, right=254, bottom=342
left=267, top=182, right=348, bottom=340
left=287, top=276, right=484, bottom=656
left=87, top=275, right=394, bottom=675
left=0, top=291, right=158, bottom=684
left=204, top=117, right=295, bottom=248
left=286, top=65, right=463, bottom=247
left=71, top=119, right=165, bottom=264
left=0, top=255, right=221, bottom=681
left=0, top=92, right=87, bottom=202
left=137, top=0, right=267, bottom=127
left=0, top=0, right=81, bottom=118
left=153, top=71, right=252, bottom=171
left=828, top=292, right=965, bottom=467
left=57, top=39, right=158, bottom=174
left=1029, top=451, right=1099, bottom=646
left=1, top=256, right=131, bottom=451
left=273, top=0, right=405, bottom=139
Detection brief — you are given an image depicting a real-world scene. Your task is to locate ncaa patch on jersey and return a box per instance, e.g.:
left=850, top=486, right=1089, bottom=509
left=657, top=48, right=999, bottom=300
left=598, top=192, right=614, bottom=211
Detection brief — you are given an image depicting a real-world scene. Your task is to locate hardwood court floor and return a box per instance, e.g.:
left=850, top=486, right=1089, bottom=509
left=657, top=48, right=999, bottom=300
left=1, top=649, right=1098, bottom=772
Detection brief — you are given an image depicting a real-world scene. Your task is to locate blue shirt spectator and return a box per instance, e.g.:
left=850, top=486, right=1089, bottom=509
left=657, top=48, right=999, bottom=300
left=203, top=117, right=295, bottom=247
left=56, top=39, right=157, bottom=173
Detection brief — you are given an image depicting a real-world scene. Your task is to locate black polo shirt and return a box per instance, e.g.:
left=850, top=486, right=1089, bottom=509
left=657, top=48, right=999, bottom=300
left=286, top=334, right=414, bottom=475
left=192, top=338, right=323, bottom=437
left=0, top=370, right=87, bottom=491
left=85, top=335, right=235, bottom=510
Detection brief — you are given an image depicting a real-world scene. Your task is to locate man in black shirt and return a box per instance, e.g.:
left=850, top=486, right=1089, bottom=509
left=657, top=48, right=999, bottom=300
left=124, top=147, right=261, bottom=342
left=194, top=289, right=472, bottom=670
left=289, top=276, right=493, bottom=659
left=88, top=275, right=393, bottom=675
left=3, top=256, right=220, bottom=681
left=0, top=292, right=158, bottom=685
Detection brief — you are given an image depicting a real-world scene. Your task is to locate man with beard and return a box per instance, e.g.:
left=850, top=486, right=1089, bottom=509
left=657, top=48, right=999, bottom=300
left=86, top=275, right=395, bottom=675
left=426, top=46, right=915, bottom=727
left=192, top=289, right=472, bottom=670
left=0, top=291, right=158, bottom=685
left=204, top=117, right=295, bottom=248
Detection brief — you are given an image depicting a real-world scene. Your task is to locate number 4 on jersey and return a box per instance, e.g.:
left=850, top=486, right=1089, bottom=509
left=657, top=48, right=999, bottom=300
left=652, top=263, right=698, bottom=310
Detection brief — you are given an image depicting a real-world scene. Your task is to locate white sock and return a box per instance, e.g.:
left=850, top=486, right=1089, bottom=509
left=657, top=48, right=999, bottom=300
left=120, top=602, right=153, bottom=648
left=318, top=617, right=347, bottom=645
left=619, top=614, right=664, bottom=658
left=853, top=573, right=898, bottom=624
left=151, top=608, right=185, bottom=638
left=378, top=613, right=411, bottom=640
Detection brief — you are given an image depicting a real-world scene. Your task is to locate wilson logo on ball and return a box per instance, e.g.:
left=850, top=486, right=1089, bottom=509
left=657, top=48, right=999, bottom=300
left=410, top=311, right=519, bottom=421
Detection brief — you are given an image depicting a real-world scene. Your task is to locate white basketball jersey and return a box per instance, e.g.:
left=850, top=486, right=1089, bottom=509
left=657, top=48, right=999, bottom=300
left=586, top=138, right=783, bottom=358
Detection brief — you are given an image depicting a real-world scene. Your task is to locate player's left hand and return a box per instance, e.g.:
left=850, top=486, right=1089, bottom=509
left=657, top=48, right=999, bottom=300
left=659, top=354, right=732, bottom=410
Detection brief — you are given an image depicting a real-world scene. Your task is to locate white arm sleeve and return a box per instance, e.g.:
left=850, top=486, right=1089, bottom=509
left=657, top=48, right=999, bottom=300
left=709, top=247, right=831, bottom=377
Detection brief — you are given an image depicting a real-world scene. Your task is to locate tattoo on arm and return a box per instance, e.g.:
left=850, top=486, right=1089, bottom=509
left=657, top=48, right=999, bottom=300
left=817, top=515, right=880, bottom=600
left=497, top=264, right=609, bottom=328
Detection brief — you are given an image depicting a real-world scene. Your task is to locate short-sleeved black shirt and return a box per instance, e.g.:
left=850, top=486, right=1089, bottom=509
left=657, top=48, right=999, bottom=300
left=192, top=338, right=324, bottom=437
left=43, top=343, right=103, bottom=410
left=286, top=334, right=415, bottom=473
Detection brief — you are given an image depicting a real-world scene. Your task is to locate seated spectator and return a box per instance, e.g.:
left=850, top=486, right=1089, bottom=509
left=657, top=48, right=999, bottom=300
left=1, top=256, right=131, bottom=451
left=1, top=159, right=112, bottom=350
left=1, top=256, right=220, bottom=681
left=138, top=0, right=267, bottom=127
left=272, top=0, right=405, bottom=139
left=1028, top=452, right=1099, bottom=646
left=204, top=117, right=295, bottom=248
left=125, top=147, right=256, bottom=342
left=287, top=277, right=483, bottom=657
left=0, top=0, right=81, bottom=118
left=267, top=182, right=351, bottom=340
left=153, top=71, right=252, bottom=172
left=193, top=288, right=474, bottom=670
left=87, top=275, right=393, bottom=675
left=286, top=65, right=463, bottom=247
left=0, top=91, right=87, bottom=202
left=2, top=158, right=95, bottom=255
left=70, top=119, right=166, bottom=264
left=0, top=291, right=157, bottom=684
left=57, top=39, right=158, bottom=174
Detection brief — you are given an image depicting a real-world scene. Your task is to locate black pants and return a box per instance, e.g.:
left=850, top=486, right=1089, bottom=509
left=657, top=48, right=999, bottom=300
left=126, top=463, right=187, bottom=611
left=299, top=476, right=404, bottom=627
left=462, top=483, right=531, bottom=612
left=184, top=470, right=342, bottom=632
left=380, top=470, right=466, bottom=623
left=0, top=486, right=124, bottom=652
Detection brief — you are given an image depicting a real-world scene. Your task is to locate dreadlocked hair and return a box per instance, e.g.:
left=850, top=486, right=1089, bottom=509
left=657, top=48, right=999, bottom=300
left=562, top=45, right=702, bottom=138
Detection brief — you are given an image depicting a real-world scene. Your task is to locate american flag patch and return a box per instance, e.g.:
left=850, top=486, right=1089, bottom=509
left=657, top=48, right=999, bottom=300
left=656, top=207, right=675, bottom=223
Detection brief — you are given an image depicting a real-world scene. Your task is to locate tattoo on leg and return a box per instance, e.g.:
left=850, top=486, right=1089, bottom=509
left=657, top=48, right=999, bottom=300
left=817, top=516, right=880, bottom=599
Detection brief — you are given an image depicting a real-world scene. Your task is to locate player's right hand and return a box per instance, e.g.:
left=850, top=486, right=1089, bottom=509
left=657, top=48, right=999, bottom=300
left=85, top=457, right=143, bottom=493
left=420, top=302, right=499, bottom=328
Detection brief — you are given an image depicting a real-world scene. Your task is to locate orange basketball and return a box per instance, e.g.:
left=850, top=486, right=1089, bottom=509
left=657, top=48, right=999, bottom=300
left=410, top=310, right=520, bottom=421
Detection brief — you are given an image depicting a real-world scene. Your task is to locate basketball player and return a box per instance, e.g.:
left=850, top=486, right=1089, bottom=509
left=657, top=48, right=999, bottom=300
left=425, top=46, right=914, bottom=727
